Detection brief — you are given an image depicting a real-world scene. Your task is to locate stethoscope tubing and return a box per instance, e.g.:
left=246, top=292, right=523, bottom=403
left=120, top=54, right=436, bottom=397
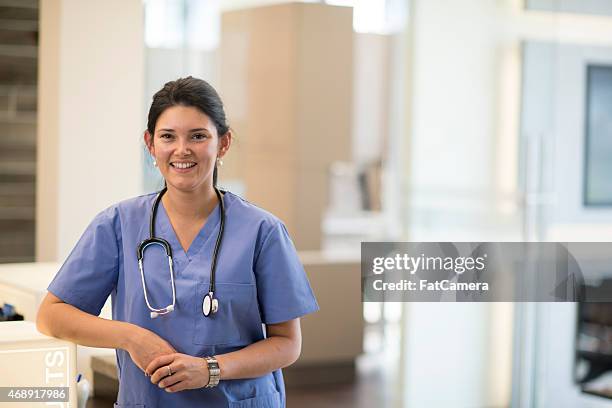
left=138, top=248, right=176, bottom=318
left=209, top=187, right=225, bottom=294
left=137, top=187, right=225, bottom=318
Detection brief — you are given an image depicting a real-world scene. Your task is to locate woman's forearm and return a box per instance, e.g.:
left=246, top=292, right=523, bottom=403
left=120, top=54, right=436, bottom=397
left=216, top=336, right=300, bottom=380
left=36, top=295, right=136, bottom=351
left=215, top=320, right=302, bottom=380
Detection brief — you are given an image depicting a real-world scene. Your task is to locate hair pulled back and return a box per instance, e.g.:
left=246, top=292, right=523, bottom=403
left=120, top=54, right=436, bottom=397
left=147, top=76, right=229, bottom=136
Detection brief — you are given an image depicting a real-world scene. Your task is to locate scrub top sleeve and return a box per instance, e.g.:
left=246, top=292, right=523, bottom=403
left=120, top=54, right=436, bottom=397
left=255, top=221, right=319, bottom=325
left=47, top=207, right=121, bottom=316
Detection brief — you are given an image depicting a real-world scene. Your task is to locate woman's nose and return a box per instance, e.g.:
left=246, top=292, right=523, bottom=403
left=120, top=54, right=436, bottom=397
left=176, top=138, right=192, bottom=155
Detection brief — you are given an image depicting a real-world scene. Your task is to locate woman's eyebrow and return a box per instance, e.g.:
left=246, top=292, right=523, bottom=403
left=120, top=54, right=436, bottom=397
left=156, top=127, right=211, bottom=133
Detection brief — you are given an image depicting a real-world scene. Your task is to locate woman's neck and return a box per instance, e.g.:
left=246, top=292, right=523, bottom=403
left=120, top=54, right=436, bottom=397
left=162, top=184, right=218, bottom=221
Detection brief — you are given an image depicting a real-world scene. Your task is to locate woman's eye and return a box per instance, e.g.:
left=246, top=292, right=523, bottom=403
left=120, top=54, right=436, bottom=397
left=192, top=133, right=208, bottom=140
left=160, top=133, right=174, bottom=140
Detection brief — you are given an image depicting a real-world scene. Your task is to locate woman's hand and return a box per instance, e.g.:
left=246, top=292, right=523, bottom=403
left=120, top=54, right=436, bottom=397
left=147, top=353, right=209, bottom=392
left=125, top=327, right=177, bottom=374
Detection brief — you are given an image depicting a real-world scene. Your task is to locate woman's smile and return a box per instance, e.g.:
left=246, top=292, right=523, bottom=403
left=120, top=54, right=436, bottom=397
left=170, top=161, right=197, bottom=172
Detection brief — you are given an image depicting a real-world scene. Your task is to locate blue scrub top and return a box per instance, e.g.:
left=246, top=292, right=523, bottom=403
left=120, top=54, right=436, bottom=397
left=48, top=191, right=319, bottom=408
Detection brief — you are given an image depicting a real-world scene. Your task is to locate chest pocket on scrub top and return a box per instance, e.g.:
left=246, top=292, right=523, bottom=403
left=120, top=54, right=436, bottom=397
left=193, top=282, right=258, bottom=346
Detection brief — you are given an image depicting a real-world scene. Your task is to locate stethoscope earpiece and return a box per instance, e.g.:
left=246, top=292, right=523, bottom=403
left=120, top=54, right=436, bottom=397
left=150, top=304, right=174, bottom=319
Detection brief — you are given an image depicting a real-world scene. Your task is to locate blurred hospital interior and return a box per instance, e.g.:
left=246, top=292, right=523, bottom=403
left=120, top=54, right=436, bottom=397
left=1, top=0, right=612, bottom=407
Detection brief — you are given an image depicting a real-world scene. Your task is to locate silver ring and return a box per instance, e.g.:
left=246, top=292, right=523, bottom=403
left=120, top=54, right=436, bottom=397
left=167, top=366, right=173, bottom=376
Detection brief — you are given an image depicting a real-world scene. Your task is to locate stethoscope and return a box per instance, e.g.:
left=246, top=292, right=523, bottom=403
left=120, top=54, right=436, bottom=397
left=136, top=187, right=226, bottom=319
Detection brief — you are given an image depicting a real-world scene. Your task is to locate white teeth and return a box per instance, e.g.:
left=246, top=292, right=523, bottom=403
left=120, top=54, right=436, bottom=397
left=172, top=162, right=195, bottom=169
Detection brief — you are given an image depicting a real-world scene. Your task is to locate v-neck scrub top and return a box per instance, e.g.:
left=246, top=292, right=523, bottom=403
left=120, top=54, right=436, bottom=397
left=48, top=191, right=319, bottom=408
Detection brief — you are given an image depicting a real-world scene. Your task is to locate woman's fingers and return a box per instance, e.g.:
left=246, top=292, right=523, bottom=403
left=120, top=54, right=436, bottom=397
left=150, top=365, right=174, bottom=384
left=147, top=354, right=176, bottom=380
left=158, top=372, right=184, bottom=389
left=163, top=378, right=190, bottom=393
left=149, top=354, right=206, bottom=391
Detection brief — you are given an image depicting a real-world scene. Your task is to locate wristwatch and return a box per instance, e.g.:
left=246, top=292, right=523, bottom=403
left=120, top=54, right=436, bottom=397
left=204, top=356, right=220, bottom=388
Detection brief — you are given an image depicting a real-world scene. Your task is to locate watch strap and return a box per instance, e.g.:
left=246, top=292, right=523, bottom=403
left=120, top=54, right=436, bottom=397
left=204, top=356, right=220, bottom=388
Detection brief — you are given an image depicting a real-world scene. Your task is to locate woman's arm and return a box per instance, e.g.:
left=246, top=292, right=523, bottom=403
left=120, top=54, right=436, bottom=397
left=216, top=318, right=302, bottom=379
left=37, top=292, right=132, bottom=349
left=37, top=292, right=176, bottom=371
left=147, top=318, right=302, bottom=392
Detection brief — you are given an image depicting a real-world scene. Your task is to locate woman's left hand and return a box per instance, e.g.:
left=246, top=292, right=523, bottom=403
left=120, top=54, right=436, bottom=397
left=147, top=353, right=210, bottom=392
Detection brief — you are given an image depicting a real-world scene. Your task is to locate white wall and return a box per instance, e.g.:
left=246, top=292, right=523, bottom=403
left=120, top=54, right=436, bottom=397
left=36, top=0, right=145, bottom=390
left=37, top=0, right=144, bottom=261
left=407, top=0, right=523, bottom=242
left=401, top=1, right=522, bottom=406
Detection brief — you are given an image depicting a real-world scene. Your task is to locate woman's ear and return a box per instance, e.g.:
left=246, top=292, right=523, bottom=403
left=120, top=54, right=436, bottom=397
left=218, top=130, right=232, bottom=158
left=144, top=130, right=155, bottom=156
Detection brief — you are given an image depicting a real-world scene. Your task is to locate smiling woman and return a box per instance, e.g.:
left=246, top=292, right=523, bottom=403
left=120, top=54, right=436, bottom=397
left=36, top=77, right=319, bottom=408
left=145, top=78, right=230, bottom=192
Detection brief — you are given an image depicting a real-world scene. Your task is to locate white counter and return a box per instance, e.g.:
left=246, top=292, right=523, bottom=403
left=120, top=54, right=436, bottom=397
left=0, top=321, right=77, bottom=407
left=0, top=262, right=114, bottom=394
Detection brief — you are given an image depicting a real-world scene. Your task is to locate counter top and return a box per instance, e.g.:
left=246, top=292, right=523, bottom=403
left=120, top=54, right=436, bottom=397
left=0, top=321, right=49, bottom=343
left=0, top=262, right=61, bottom=295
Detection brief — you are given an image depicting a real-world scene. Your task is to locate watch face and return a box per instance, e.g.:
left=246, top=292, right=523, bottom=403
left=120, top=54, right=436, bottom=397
left=203, top=295, right=211, bottom=316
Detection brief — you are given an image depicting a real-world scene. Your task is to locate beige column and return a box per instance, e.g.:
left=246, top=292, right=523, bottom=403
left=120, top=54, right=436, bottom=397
left=37, top=0, right=144, bottom=261
left=220, top=4, right=353, bottom=250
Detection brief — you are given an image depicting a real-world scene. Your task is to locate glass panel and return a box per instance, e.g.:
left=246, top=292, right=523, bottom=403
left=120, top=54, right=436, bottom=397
left=585, top=65, right=612, bottom=206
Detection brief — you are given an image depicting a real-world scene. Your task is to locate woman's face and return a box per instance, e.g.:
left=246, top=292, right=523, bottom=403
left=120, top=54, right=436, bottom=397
left=145, top=105, right=230, bottom=194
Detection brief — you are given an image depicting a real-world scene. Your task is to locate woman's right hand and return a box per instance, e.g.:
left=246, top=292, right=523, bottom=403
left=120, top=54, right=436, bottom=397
left=125, top=327, right=177, bottom=374
left=36, top=293, right=176, bottom=374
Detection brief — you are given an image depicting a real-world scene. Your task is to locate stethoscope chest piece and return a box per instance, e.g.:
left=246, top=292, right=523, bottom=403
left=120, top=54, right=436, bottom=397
left=202, top=292, right=219, bottom=317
